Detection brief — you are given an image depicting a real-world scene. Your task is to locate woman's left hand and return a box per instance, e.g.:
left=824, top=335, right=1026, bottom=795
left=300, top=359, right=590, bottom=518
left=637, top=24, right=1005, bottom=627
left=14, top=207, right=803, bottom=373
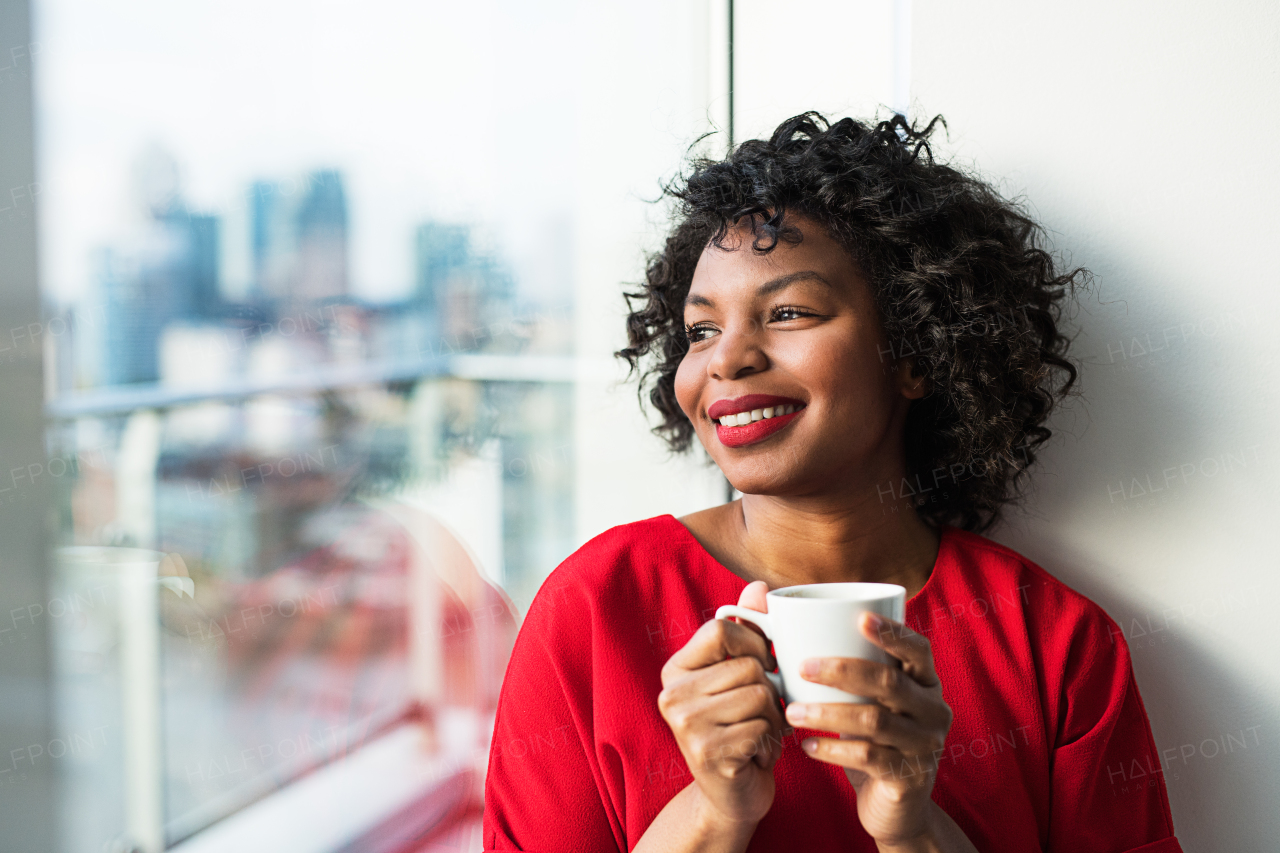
left=784, top=612, right=954, bottom=851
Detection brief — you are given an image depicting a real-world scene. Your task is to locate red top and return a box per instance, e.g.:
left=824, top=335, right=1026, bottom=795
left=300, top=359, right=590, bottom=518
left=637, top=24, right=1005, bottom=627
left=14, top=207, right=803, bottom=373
left=483, top=516, right=1183, bottom=853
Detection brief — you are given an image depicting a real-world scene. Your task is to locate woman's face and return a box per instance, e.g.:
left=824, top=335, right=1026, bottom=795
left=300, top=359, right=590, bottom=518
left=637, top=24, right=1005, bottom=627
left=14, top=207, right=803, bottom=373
left=674, top=216, right=924, bottom=497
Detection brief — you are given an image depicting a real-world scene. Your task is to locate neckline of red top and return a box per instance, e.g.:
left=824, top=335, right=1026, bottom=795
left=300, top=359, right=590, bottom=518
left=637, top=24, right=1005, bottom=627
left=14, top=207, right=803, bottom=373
left=655, top=512, right=954, bottom=613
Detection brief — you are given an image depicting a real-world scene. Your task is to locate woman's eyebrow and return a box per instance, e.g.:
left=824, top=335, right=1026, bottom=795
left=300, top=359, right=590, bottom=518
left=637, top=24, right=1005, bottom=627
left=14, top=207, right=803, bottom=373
left=756, top=270, right=832, bottom=296
left=684, top=270, right=832, bottom=308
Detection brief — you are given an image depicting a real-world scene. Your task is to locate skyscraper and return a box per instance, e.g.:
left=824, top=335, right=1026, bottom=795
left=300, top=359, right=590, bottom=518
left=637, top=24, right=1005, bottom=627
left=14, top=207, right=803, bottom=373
left=414, top=223, right=472, bottom=313
left=414, top=221, right=513, bottom=351
left=96, top=209, right=222, bottom=386
left=294, top=169, right=349, bottom=303
left=250, top=170, right=349, bottom=304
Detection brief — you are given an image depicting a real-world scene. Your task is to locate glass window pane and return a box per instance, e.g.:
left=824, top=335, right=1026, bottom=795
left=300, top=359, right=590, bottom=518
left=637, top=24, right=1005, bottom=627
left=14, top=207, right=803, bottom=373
left=34, top=1, right=712, bottom=849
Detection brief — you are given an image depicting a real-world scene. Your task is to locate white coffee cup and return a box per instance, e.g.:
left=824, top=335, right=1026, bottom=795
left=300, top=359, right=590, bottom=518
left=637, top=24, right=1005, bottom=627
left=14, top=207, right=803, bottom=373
left=715, top=582, right=905, bottom=705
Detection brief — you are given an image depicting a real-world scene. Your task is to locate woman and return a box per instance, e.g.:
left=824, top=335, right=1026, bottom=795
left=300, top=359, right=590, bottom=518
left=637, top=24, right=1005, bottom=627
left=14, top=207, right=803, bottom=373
left=482, top=113, right=1182, bottom=852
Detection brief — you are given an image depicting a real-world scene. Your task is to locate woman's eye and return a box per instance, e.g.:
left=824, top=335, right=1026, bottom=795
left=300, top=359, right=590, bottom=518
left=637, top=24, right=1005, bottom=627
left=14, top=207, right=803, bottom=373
left=771, top=306, right=814, bottom=322
left=684, top=323, right=718, bottom=343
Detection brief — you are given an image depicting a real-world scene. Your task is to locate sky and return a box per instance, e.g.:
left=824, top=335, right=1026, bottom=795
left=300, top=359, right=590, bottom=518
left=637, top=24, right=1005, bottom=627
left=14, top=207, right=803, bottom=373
left=34, top=0, right=579, bottom=306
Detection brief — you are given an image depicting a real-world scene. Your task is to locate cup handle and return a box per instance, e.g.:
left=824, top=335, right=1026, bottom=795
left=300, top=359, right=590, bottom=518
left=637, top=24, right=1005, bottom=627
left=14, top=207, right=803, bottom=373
left=765, top=670, right=784, bottom=695
left=714, top=605, right=784, bottom=697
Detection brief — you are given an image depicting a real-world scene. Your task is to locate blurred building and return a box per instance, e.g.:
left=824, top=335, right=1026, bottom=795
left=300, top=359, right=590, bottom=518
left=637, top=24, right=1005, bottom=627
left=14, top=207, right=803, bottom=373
left=414, top=221, right=514, bottom=353
left=88, top=150, right=536, bottom=392
left=294, top=170, right=349, bottom=302
left=95, top=210, right=222, bottom=386
left=252, top=170, right=349, bottom=305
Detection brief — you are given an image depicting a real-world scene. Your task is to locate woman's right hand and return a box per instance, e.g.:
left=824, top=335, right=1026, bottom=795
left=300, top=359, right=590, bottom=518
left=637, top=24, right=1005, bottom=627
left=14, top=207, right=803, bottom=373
left=657, top=580, right=784, bottom=829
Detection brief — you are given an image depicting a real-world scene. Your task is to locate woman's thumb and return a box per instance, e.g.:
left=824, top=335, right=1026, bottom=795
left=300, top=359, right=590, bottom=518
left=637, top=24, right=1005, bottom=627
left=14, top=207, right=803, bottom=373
left=736, top=579, right=769, bottom=613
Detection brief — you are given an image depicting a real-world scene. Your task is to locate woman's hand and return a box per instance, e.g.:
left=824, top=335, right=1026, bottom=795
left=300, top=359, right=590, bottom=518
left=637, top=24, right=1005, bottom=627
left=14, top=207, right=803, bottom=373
left=657, top=580, right=784, bottom=832
left=785, top=612, right=957, bottom=851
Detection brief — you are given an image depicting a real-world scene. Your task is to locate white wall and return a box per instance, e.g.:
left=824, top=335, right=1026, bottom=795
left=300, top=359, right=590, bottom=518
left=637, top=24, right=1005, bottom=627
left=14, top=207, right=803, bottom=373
left=911, top=1, right=1280, bottom=847
left=732, top=0, right=899, bottom=142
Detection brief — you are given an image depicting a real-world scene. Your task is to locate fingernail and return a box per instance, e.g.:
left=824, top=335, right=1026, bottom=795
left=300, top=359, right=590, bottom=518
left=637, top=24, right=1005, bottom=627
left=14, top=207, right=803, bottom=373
left=866, top=612, right=886, bottom=632
left=785, top=703, right=807, bottom=723
left=802, top=738, right=817, bottom=753
left=800, top=658, right=819, bottom=678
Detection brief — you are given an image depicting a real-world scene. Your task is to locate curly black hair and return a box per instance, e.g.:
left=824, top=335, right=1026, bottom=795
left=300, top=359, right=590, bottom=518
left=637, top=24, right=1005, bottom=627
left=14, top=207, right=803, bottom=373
left=616, top=112, right=1084, bottom=533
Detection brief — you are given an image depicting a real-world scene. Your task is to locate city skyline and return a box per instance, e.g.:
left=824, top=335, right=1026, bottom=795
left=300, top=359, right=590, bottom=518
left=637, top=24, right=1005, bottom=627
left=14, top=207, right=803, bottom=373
left=57, top=157, right=542, bottom=392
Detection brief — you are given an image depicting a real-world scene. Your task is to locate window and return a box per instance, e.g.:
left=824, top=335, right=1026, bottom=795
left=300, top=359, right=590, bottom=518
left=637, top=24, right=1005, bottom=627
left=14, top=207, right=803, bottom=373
left=35, top=1, right=719, bottom=849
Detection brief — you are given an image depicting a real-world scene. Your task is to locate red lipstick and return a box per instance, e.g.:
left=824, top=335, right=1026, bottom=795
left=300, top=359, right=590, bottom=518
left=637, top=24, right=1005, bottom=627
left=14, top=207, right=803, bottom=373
left=708, top=395, right=806, bottom=448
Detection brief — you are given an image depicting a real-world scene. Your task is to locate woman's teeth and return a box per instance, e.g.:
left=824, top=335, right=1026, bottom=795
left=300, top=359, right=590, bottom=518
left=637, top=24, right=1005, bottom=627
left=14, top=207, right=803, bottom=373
left=716, top=405, right=798, bottom=427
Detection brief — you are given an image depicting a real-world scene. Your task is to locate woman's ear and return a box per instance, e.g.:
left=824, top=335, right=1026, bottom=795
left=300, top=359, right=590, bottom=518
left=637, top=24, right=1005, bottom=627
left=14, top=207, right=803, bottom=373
left=893, top=358, right=930, bottom=400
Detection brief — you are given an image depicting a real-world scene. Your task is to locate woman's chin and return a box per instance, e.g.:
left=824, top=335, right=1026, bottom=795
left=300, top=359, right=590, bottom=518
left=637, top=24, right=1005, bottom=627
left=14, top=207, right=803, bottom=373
left=720, top=472, right=808, bottom=499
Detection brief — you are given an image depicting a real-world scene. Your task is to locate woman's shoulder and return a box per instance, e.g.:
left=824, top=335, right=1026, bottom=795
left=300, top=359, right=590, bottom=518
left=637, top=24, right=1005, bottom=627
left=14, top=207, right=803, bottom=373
left=525, top=514, right=698, bottom=617
left=935, top=526, right=1123, bottom=646
left=558, top=513, right=686, bottom=577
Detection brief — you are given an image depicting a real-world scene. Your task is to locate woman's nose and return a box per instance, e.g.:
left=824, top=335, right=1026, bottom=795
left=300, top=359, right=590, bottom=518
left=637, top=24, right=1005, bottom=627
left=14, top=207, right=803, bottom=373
left=708, top=322, right=768, bottom=380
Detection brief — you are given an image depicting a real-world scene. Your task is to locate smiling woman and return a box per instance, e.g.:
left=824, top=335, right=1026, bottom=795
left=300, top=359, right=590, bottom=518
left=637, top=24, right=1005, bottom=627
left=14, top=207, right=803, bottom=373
left=481, top=113, right=1183, bottom=853
left=673, top=222, right=926, bottom=501
left=625, top=113, right=1080, bottom=534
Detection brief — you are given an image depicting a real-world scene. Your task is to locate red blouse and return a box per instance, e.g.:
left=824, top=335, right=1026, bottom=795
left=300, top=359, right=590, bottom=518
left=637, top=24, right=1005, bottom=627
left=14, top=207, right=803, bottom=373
left=482, top=515, right=1182, bottom=852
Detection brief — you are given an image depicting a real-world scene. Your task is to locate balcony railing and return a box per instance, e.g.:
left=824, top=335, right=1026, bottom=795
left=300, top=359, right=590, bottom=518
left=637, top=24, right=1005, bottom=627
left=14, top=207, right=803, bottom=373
left=46, top=355, right=590, bottom=851
left=46, top=353, right=581, bottom=420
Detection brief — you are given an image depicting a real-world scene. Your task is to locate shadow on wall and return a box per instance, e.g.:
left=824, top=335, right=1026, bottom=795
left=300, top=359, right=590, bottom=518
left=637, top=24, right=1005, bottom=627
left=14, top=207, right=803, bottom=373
left=992, top=223, right=1278, bottom=840
left=1022, top=535, right=1277, bottom=835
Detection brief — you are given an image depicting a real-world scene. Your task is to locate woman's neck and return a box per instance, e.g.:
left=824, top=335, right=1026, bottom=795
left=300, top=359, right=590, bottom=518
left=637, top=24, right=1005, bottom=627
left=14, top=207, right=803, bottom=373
left=680, top=490, right=940, bottom=600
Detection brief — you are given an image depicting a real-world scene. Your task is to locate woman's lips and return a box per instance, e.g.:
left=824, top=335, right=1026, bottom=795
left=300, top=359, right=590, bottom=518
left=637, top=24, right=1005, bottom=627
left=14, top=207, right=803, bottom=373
left=715, top=409, right=802, bottom=447
left=708, top=394, right=806, bottom=448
